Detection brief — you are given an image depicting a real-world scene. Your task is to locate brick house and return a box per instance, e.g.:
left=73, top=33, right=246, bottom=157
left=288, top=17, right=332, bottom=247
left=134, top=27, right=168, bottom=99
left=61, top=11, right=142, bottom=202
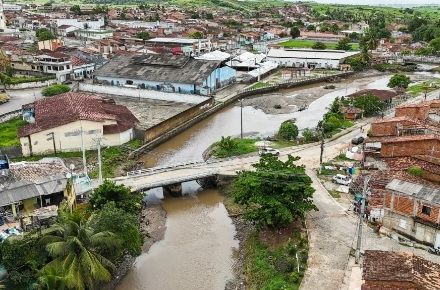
left=382, top=179, right=440, bottom=248
left=380, top=135, right=440, bottom=158
left=340, top=106, right=364, bottom=120
left=395, top=100, right=440, bottom=122
left=362, top=250, right=440, bottom=290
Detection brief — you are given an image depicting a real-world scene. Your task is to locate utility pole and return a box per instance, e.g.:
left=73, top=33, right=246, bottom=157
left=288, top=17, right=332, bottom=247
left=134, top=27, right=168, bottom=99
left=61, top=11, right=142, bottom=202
left=93, top=136, right=103, bottom=183
left=80, top=125, right=87, bottom=175
left=319, top=124, right=324, bottom=165
left=47, top=132, right=57, bottom=156
left=355, top=176, right=370, bottom=264
left=240, top=99, right=243, bottom=139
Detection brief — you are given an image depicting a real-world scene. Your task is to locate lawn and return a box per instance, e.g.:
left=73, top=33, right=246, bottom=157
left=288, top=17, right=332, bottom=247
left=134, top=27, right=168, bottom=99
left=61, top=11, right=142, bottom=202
left=248, top=82, right=271, bottom=90
left=407, top=81, right=440, bottom=96
left=0, top=118, right=26, bottom=147
left=279, top=39, right=359, bottom=51
left=212, top=137, right=258, bottom=158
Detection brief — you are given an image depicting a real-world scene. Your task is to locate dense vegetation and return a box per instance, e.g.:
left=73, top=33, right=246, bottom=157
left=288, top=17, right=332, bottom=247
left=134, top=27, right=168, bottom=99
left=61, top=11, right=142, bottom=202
left=0, top=182, right=143, bottom=290
left=41, top=84, right=71, bottom=97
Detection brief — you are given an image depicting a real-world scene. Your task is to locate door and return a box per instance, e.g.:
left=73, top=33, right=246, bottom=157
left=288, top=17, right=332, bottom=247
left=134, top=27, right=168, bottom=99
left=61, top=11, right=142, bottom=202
left=435, top=232, right=440, bottom=249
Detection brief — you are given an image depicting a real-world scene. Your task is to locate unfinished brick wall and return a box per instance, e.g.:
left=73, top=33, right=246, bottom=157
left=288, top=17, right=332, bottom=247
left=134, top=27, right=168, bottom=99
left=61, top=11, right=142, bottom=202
left=396, top=105, right=430, bottom=121
left=394, top=195, right=414, bottom=216
left=362, top=280, right=417, bottom=290
left=416, top=202, right=440, bottom=224
left=381, top=139, right=440, bottom=158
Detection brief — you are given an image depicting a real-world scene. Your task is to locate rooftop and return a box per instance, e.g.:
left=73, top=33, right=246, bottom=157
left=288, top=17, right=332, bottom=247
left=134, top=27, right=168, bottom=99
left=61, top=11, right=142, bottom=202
left=347, top=89, right=399, bottom=102
left=363, top=250, right=440, bottom=290
left=385, top=178, right=440, bottom=205
left=18, top=92, right=139, bottom=137
left=146, top=37, right=204, bottom=44
left=94, top=54, right=221, bottom=85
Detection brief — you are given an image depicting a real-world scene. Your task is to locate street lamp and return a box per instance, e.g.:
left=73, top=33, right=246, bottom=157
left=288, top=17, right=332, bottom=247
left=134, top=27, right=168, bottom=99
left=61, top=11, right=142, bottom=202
left=240, top=99, right=243, bottom=139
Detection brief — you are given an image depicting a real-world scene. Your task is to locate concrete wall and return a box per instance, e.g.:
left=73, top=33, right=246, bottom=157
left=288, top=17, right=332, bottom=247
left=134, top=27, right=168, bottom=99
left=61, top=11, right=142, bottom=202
left=7, top=79, right=56, bottom=90
left=79, top=82, right=208, bottom=104
left=381, top=138, right=440, bottom=158
left=266, top=56, right=341, bottom=69
left=203, top=66, right=236, bottom=91
left=143, top=98, right=214, bottom=142
left=395, top=105, right=430, bottom=121
left=20, top=120, right=133, bottom=156
left=370, top=119, right=417, bottom=137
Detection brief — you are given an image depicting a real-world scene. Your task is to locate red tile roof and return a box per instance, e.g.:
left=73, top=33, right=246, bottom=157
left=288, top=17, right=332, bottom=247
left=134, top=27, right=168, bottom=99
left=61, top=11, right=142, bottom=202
left=381, top=134, right=440, bottom=143
left=363, top=250, right=440, bottom=290
left=348, top=89, right=399, bottom=102
left=18, top=93, right=138, bottom=137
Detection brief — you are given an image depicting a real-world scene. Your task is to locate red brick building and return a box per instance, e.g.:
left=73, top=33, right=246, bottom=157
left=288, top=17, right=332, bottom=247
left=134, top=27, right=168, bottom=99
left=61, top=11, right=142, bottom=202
left=382, top=179, right=440, bottom=247
left=380, top=135, right=440, bottom=158
left=362, top=250, right=440, bottom=290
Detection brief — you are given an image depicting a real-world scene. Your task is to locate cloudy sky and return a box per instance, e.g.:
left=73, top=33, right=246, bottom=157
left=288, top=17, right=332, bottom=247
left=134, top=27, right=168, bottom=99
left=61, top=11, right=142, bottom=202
left=289, top=0, right=440, bottom=5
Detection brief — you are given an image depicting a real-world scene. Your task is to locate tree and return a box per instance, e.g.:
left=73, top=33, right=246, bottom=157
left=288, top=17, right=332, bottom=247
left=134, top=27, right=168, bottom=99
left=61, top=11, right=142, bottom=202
left=352, top=94, right=383, bottom=117
left=41, top=220, right=122, bottom=290
left=41, top=84, right=70, bottom=97
left=89, top=180, right=142, bottom=214
left=306, top=24, right=315, bottom=31
left=388, top=73, right=411, bottom=89
left=429, top=37, right=440, bottom=55
left=312, top=42, right=326, bottom=50
left=302, top=128, right=319, bottom=142
left=36, top=28, right=55, bottom=41
left=90, top=202, right=143, bottom=256
left=232, top=155, right=316, bottom=228
left=278, top=120, right=299, bottom=141
left=336, top=37, right=352, bottom=51
left=189, top=31, right=203, bottom=39
left=135, top=31, right=150, bottom=41
left=290, top=26, right=300, bottom=39
left=70, top=5, right=81, bottom=15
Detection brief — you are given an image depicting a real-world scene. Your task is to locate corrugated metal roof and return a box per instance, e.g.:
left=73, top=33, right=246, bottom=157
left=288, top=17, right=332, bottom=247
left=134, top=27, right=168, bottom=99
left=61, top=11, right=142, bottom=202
left=267, top=48, right=360, bottom=60
left=386, top=178, right=440, bottom=204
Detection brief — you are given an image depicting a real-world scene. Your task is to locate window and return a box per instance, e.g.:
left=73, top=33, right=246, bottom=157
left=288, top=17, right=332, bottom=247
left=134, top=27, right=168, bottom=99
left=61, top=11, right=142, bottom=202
left=422, top=205, right=431, bottom=216
left=66, top=65, right=70, bottom=69
left=398, top=219, right=407, bottom=229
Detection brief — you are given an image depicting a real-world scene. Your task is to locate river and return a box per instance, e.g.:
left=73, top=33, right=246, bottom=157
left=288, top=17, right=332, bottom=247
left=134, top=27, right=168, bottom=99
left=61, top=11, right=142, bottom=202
left=115, top=72, right=418, bottom=290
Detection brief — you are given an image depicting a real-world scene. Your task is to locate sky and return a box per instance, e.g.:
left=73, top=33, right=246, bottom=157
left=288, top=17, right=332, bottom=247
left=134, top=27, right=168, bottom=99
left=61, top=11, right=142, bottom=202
left=289, top=0, right=440, bottom=5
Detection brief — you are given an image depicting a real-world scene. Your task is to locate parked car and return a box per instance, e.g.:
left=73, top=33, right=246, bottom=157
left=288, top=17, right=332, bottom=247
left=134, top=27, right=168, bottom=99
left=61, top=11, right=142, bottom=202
left=332, top=174, right=352, bottom=186
left=259, top=147, right=280, bottom=156
left=351, top=136, right=365, bottom=145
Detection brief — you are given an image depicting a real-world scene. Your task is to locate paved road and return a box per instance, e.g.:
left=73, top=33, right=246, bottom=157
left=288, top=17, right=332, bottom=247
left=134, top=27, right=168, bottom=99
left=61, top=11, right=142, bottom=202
left=0, top=88, right=43, bottom=115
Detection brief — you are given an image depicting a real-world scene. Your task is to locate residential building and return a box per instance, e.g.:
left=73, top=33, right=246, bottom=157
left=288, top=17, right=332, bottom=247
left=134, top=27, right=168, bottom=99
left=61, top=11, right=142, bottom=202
left=145, top=37, right=212, bottom=56
left=340, top=106, right=363, bottom=120
left=56, top=17, right=105, bottom=30
left=34, top=52, right=72, bottom=82
left=0, top=0, right=6, bottom=30
left=347, top=89, right=403, bottom=106
left=267, top=48, right=359, bottom=70
left=382, top=179, right=440, bottom=247
left=362, top=250, right=440, bottom=290
left=93, top=54, right=236, bottom=96
left=18, top=92, right=139, bottom=156
left=37, top=39, right=64, bottom=51
left=74, top=29, right=114, bottom=40
left=57, top=24, right=79, bottom=37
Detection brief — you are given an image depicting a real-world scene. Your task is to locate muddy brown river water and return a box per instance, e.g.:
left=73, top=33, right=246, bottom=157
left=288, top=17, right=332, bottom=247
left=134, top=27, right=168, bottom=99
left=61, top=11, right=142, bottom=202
left=116, top=72, right=434, bottom=290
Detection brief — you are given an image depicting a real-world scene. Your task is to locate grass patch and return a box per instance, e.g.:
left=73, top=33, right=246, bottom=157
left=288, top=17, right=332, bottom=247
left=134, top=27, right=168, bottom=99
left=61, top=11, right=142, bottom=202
left=407, top=81, right=440, bottom=96
left=0, top=118, right=26, bottom=147
left=249, top=82, right=271, bottom=90
left=212, top=137, right=258, bottom=158
left=334, top=153, right=353, bottom=162
left=329, top=190, right=341, bottom=199
left=244, top=229, right=308, bottom=290
left=279, top=39, right=359, bottom=51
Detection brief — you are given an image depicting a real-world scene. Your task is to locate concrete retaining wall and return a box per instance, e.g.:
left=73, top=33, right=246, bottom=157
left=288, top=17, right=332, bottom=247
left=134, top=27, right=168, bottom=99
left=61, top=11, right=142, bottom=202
left=7, top=79, right=56, bottom=90
left=0, top=109, right=21, bottom=123
left=130, top=71, right=356, bottom=158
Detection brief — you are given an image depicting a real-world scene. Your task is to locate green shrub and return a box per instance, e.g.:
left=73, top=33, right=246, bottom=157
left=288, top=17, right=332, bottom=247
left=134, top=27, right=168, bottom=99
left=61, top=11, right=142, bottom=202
left=407, top=165, right=424, bottom=177
left=278, top=120, right=299, bottom=141
left=41, top=84, right=71, bottom=96
left=213, top=137, right=257, bottom=158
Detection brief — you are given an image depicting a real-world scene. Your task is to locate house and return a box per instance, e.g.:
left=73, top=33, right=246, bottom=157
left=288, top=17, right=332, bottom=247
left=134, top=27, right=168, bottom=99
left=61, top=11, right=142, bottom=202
left=340, top=106, right=363, bottom=120
left=347, top=89, right=402, bottom=106
left=18, top=92, right=139, bottom=156
left=37, top=39, right=64, bottom=51
left=93, top=54, right=236, bottom=96
left=0, top=158, right=69, bottom=218
left=145, top=37, right=212, bottom=56
left=57, top=24, right=79, bottom=37
left=34, top=52, right=72, bottom=82
left=56, top=17, right=105, bottom=30
left=267, top=48, right=360, bottom=70
left=74, top=29, right=114, bottom=40
left=380, top=135, right=440, bottom=159
left=299, top=31, right=346, bottom=43
left=382, top=179, right=440, bottom=247
left=362, top=250, right=440, bottom=290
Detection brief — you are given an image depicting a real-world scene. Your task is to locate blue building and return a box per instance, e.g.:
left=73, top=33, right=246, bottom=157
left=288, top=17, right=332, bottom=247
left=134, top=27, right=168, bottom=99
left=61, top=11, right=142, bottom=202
left=93, top=54, right=236, bottom=96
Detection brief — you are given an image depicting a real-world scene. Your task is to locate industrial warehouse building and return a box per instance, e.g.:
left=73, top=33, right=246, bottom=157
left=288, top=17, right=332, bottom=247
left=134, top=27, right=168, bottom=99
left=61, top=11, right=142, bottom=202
left=266, top=48, right=360, bottom=70
left=93, top=54, right=236, bottom=96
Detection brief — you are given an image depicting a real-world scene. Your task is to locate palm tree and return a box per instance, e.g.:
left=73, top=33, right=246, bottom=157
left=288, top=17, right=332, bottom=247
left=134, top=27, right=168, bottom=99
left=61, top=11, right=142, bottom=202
left=41, top=220, right=122, bottom=290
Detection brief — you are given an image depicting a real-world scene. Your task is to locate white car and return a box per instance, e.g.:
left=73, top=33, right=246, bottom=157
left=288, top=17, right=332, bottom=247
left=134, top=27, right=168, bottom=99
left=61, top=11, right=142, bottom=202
left=259, top=147, right=280, bottom=156
left=332, top=174, right=352, bottom=186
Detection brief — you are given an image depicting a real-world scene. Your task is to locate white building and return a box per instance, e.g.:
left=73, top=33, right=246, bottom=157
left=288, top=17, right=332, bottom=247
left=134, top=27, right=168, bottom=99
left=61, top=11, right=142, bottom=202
left=56, top=18, right=105, bottom=30
left=74, top=29, right=113, bottom=40
left=18, top=92, right=139, bottom=156
left=266, top=48, right=360, bottom=70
